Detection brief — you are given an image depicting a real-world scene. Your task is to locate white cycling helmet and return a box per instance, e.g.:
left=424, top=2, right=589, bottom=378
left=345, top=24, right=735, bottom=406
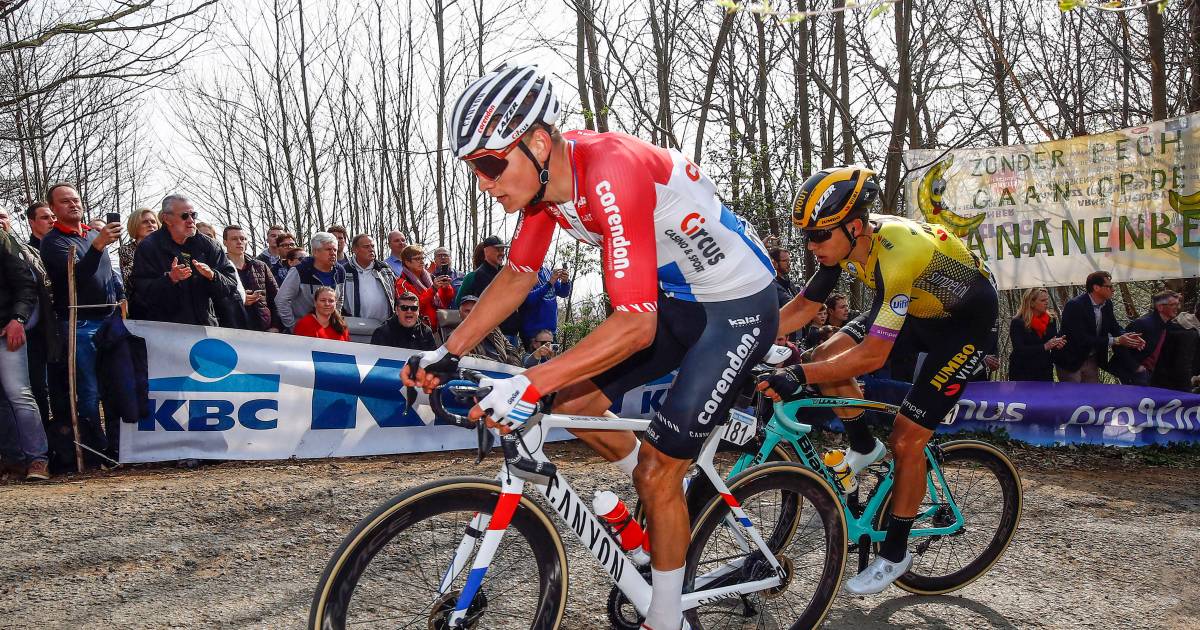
left=448, top=63, right=561, bottom=159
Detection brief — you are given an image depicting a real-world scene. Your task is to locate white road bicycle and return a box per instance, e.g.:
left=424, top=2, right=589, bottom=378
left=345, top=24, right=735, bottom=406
left=308, top=369, right=848, bottom=629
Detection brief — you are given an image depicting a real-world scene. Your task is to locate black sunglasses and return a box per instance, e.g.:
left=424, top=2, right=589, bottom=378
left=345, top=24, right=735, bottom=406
left=803, top=228, right=836, bottom=244
left=397, top=305, right=420, bottom=312
left=178, top=212, right=199, bottom=221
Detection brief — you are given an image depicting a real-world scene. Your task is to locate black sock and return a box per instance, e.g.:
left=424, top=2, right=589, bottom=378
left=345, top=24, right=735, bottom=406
left=879, top=513, right=914, bottom=563
left=842, top=412, right=875, bottom=454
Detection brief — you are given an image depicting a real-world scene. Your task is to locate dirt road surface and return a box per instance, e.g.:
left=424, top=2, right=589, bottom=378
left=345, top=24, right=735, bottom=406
left=2, top=442, right=1197, bottom=629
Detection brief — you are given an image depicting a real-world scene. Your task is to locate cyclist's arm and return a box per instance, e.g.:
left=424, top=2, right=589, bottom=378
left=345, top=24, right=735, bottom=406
left=444, top=266, right=538, bottom=355
left=778, top=295, right=822, bottom=337
left=445, top=209, right=555, bottom=355
left=799, top=334, right=894, bottom=383
left=780, top=263, right=841, bottom=335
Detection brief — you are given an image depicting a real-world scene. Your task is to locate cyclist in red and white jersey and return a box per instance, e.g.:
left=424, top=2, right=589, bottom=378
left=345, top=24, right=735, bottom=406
left=403, top=64, right=777, bottom=630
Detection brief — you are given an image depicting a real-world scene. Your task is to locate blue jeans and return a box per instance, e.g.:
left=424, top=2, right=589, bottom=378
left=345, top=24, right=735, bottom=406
left=60, top=319, right=104, bottom=426
left=0, top=339, right=48, bottom=463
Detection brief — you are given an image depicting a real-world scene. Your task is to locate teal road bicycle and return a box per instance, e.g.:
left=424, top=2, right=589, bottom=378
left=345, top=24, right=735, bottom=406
left=675, top=371, right=1024, bottom=597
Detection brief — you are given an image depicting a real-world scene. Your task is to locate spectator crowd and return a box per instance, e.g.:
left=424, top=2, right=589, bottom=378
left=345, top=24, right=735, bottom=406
left=3, top=188, right=1199, bottom=482
left=0, top=185, right=574, bottom=481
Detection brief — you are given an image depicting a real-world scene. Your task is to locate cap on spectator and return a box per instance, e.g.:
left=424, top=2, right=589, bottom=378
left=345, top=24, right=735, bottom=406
left=459, top=294, right=480, bottom=304
left=481, top=235, right=507, bottom=248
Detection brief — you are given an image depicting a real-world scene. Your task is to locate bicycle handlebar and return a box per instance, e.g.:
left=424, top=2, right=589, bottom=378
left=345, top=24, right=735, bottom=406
left=425, top=371, right=495, bottom=463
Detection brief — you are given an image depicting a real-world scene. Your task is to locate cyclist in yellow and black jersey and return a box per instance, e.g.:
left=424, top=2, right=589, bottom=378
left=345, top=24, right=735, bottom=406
left=760, top=165, right=999, bottom=596
left=808, top=213, right=995, bottom=343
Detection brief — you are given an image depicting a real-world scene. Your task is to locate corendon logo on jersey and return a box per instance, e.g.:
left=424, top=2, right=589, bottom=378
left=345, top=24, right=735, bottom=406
left=595, top=181, right=632, bottom=279
left=679, top=213, right=726, bottom=266
left=698, top=328, right=760, bottom=425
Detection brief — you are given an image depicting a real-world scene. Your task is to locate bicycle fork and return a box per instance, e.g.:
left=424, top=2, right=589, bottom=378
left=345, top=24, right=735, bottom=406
left=444, top=476, right=527, bottom=628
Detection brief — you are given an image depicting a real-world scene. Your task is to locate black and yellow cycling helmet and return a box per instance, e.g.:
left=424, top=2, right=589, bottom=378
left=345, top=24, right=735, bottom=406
left=792, top=166, right=880, bottom=230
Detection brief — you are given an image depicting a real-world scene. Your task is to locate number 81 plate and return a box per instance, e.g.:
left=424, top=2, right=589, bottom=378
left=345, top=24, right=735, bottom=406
left=722, top=409, right=757, bottom=446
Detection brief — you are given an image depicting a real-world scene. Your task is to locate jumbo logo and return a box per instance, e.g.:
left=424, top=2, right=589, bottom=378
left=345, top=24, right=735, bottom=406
left=140, top=339, right=427, bottom=432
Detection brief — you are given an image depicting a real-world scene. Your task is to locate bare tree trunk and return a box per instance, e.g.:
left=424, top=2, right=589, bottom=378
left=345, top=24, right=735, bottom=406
left=432, top=0, right=448, bottom=246
left=296, top=0, right=325, bottom=231
left=693, top=10, right=734, bottom=164
left=580, top=0, right=609, bottom=132
left=882, top=0, right=912, bottom=210
left=754, top=14, right=778, bottom=235
left=1190, top=0, right=1200, bottom=112
left=1145, top=2, right=1168, bottom=121
left=834, top=0, right=852, bottom=164
left=575, top=7, right=595, bottom=131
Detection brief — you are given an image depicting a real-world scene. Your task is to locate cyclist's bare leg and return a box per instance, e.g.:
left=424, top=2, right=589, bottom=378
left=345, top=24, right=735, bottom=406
left=553, top=379, right=638, bottom=463
left=633, top=442, right=691, bottom=630
left=877, top=414, right=934, bottom=563
left=812, top=332, right=877, bottom=454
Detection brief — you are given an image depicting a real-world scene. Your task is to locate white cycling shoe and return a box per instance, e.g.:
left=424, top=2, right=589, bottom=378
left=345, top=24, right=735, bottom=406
left=844, top=552, right=913, bottom=595
left=844, top=438, right=886, bottom=475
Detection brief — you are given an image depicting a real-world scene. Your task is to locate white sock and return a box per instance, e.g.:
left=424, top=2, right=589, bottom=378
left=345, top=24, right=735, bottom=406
left=614, top=440, right=642, bottom=477
left=642, top=566, right=685, bottom=630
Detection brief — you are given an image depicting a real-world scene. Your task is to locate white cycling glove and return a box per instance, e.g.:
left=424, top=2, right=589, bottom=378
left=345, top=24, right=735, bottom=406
left=477, top=375, right=542, bottom=429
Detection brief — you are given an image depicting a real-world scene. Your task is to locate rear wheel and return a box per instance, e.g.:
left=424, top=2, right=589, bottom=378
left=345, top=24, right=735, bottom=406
left=684, top=463, right=846, bottom=630
left=874, top=440, right=1022, bottom=595
left=309, top=478, right=568, bottom=629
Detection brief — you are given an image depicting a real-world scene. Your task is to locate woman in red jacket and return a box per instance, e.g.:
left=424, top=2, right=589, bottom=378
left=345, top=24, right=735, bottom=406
left=293, top=286, right=350, bottom=341
left=394, top=245, right=455, bottom=328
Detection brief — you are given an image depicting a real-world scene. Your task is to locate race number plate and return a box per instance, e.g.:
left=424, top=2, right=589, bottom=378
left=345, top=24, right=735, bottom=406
left=723, top=409, right=757, bottom=446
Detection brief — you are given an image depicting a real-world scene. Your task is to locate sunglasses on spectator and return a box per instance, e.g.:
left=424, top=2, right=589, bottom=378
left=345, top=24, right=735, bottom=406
left=464, top=134, right=527, bottom=181
left=398, top=305, right=420, bottom=312
left=803, top=228, right=836, bottom=244
left=177, top=212, right=199, bottom=221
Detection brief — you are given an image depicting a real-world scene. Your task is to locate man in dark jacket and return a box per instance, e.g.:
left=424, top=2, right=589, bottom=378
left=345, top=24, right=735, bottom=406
left=1112, top=290, right=1181, bottom=386
left=370, top=292, right=436, bottom=350
left=40, top=183, right=123, bottom=458
left=1056, top=270, right=1145, bottom=382
left=1, top=219, right=51, bottom=480
left=455, top=235, right=523, bottom=344
left=769, top=247, right=797, bottom=307
left=130, top=195, right=239, bottom=326
left=342, top=234, right=396, bottom=323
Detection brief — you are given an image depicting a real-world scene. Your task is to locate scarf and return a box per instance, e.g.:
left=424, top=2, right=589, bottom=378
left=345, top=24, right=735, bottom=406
left=402, top=265, right=433, bottom=292
left=1029, top=311, right=1050, bottom=338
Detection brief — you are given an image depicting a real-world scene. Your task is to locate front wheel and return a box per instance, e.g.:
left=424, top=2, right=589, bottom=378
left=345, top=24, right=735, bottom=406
left=309, top=477, right=568, bottom=630
left=684, top=462, right=847, bottom=630
left=874, top=440, right=1023, bottom=595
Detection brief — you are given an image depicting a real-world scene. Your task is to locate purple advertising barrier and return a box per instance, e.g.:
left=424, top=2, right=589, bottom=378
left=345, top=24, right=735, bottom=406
left=937, top=381, right=1200, bottom=446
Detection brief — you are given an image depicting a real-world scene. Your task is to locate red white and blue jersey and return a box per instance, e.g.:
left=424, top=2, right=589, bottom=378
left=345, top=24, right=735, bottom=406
left=507, top=130, right=776, bottom=312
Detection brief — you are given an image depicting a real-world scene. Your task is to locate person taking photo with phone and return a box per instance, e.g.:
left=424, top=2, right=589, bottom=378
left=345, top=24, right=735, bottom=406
left=518, top=265, right=572, bottom=349
left=522, top=329, right=558, bottom=368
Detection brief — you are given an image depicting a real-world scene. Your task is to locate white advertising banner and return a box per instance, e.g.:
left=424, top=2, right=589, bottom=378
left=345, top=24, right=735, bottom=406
left=119, top=321, right=672, bottom=463
left=904, top=112, right=1200, bottom=289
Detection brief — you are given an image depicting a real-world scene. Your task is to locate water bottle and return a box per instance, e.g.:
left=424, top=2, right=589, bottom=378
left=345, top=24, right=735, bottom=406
left=823, top=450, right=858, bottom=494
left=592, top=490, right=652, bottom=566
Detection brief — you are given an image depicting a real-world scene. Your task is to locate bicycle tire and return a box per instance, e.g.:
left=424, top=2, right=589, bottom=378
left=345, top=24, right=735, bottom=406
left=873, top=440, right=1022, bottom=595
left=309, top=477, right=568, bottom=630
left=684, top=462, right=847, bottom=630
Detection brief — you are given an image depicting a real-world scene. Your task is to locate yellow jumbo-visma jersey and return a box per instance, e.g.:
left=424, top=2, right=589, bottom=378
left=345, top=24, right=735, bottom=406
left=840, top=215, right=994, bottom=338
